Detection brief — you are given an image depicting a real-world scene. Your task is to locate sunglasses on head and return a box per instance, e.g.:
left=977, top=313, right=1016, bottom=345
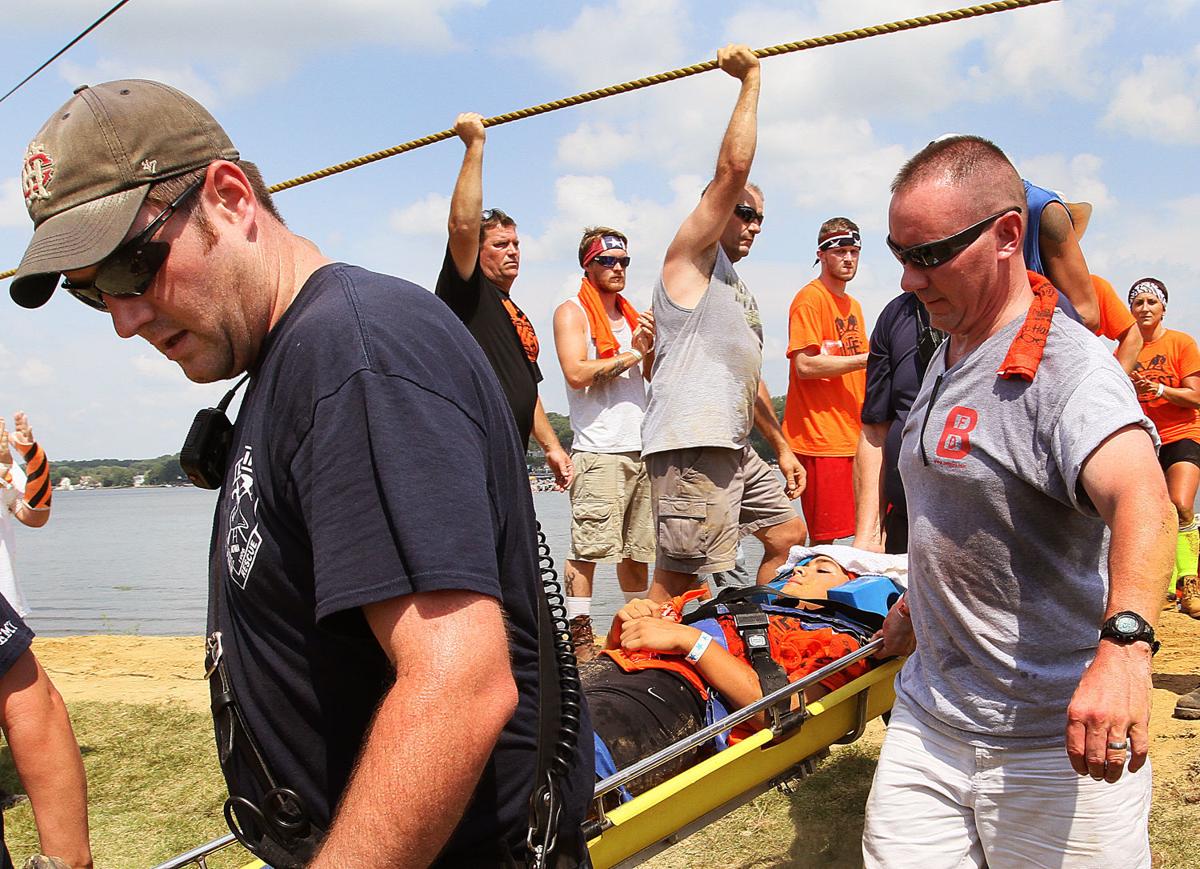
left=592, top=255, right=630, bottom=268
left=887, top=206, right=1022, bottom=269
left=62, top=178, right=204, bottom=311
left=733, top=204, right=764, bottom=225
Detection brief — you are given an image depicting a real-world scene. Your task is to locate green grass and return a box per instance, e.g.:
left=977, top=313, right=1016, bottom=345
left=1, top=701, right=253, bottom=868
left=1, top=702, right=1193, bottom=868
left=644, top=743, right=879, bottom=869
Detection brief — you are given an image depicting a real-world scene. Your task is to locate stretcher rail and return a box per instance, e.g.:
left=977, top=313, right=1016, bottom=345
left=150, top=833, right=239, bottom=869
left=592, top=636, right=885, bottom=800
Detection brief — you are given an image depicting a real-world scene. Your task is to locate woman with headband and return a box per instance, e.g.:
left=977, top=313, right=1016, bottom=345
left=1128, top=277, right=1200, bottom=620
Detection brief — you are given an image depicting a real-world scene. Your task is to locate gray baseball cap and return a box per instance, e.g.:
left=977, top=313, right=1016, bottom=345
left=12, top=79, right=239, bottom=309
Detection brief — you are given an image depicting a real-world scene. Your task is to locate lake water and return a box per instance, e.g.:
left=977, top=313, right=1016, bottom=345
left=14, top=487, right=767, bottom=636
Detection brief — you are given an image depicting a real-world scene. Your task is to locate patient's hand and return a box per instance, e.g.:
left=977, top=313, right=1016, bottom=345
left=619, top=617, right=699, bottom=656
left=606, top=598, right=663, bottom=648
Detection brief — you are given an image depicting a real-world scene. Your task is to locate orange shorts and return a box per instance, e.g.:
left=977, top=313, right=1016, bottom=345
left=796, top=454, right=855, bottom=542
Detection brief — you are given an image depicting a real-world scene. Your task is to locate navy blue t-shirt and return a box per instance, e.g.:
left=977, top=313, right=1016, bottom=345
left=862, top=293, right=927, bottom=522
left=209, top=264, right=591, bottom=865
left=0, top=593, right=34, bottom=869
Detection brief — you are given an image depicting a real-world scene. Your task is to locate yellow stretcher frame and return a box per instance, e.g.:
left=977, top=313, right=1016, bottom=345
left=586, top=658, right=902, bottom=869
left=163, top=659, right=899, bottom=869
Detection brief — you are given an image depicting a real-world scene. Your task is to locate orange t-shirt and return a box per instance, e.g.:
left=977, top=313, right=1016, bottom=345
left=782, top=279, right=868, bottom=456
left=1134, top=329, right=1200, bottom=445
left=1092, top=275, right=1136, bottom=341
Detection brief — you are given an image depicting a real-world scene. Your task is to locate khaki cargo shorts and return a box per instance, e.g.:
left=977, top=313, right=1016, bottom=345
left=567, top=451, right=655, bottom=563
left=646, top=445, right=797, bottom=575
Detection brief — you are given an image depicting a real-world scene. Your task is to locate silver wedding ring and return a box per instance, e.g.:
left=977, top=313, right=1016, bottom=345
left=1107, top=740, right=1129, bottom=751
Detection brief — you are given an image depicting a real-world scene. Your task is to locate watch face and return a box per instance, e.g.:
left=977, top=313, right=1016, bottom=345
left=1114, top=614, right=1140, bottom=634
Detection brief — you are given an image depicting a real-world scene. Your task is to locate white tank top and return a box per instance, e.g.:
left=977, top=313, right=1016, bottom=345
left=564, top=297, right=648, bottom=453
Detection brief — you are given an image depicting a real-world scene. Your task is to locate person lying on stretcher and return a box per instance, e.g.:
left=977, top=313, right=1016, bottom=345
left=585, top=552, right=903, bottom=801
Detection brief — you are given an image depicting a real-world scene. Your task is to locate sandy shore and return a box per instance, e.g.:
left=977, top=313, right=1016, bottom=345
left=35, top=633, right=211, bottom=712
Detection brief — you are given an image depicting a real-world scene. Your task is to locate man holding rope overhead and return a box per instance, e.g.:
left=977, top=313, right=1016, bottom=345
left=641, top=45, right=806, bottom=602
left=437, top=113, right=574, bottom=488
left=864, top=134, right=1173, bottom=868
left=10, top=80, right=591, bottom=868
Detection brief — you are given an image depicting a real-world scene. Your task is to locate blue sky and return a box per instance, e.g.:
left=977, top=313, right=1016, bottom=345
left=1, top=0, right=1198, bottom=459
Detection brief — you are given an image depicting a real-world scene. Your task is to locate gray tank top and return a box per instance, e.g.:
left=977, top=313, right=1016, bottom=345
left=641, top=246, right=764, bottom=455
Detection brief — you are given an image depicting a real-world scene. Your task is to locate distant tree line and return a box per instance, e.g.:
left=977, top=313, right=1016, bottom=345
left=53, top=454, right=187, bottom=488
left=55, top=399, right=787, bottom=484
left=526, top=398, right=785, bottom=466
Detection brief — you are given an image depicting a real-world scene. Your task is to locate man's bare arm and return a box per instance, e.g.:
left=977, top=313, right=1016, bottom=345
left=533, top=398, right=574, bottom=489
left=753, top=380, right=804, bottom=499
left=1067, top=425, right=1175, bottom=782
left=447, top=113, right=486, bottom=281
left=852, top=422, right=890, bottom=553
left=553, top=302, right=652, bottom=389
left=791, top=348, right=870, bottom=380
left=1112, top=326, right=1143, bottom=375
left=661, top=45, right=760, bottom=309
left=0, top=651, right=92, bottom=868
left=1040, top=202, right=1098, bottom=330
left=311, top=590, right=518, bottom=867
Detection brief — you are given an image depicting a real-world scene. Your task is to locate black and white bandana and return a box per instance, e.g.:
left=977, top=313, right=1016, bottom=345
left=1128, top=277, right=1168, bottom=308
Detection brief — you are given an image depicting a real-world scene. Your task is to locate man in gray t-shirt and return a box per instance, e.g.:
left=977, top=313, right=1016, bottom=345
left=862, top=135, right=1174, bottom=869
left=640, top=45, right=806, bottom=602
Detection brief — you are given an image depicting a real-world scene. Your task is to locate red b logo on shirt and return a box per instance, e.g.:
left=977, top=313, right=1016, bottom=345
left=935, top=406, right=978, bottom=460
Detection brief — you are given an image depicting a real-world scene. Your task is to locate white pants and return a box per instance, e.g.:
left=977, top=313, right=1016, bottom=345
left=862, top=698, right=1152, bottom=869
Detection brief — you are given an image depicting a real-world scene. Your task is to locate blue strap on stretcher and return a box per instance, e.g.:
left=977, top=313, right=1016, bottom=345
left=691, top=618, right=733, bottom=752
left=593, top=732, right=633, bottom=803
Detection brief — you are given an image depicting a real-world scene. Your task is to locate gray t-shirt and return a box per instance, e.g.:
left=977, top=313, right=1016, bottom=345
left=896, top=312, right=1156, bottom=748
left=641, top=246, right=764, bottom=456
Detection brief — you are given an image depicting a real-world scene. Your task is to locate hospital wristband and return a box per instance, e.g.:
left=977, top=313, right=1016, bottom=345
left=628, top=348, right=644, bottom=364
left=685, top=631, right=712, bottom=663
left=1156, top=382, right=1165, bottom=398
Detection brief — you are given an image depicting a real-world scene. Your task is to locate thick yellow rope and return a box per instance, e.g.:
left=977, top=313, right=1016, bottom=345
left=0, top=0, right=1058, bottom=282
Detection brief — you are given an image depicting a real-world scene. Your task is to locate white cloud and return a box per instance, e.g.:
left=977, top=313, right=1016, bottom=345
left=556, top=123, right=641, bottom=171
left=1015, top=152, right=1115, bottom=214
left=756, top=115, right=906, bottom=232
left=1103, top=48, right=1200, bottom=145
left=0, top=178, right=28, bottom=229
left=18, top=359, right=55, bottom=386
left=979, top=3, right=1114, bottom=101
left=132, top=353, right=185, bottom=382
left=521, top=0, right=691, bottom=87
left=388, top=193, right=452, bottom=236
left=3, top=0, right=487, bottom=103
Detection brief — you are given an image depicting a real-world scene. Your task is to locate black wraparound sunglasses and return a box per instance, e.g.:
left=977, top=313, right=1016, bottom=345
left=734, top=204, right=764, bottom=225
left=62, top=178, right=205, bottom=311
left=887, top=206, right=1021, bottom=269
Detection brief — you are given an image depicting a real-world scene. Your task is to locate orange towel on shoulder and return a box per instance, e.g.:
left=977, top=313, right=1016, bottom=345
left=997, top=271, right=1059, bottom=381
left=577, top=277, right=639, bottom=359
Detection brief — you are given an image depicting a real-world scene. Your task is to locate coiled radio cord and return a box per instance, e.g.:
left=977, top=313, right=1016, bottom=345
left=526, top=520, right=584, bottom=868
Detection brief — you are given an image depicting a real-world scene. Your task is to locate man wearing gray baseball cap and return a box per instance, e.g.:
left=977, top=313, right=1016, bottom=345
left=12, top=80, right=592, bottom=868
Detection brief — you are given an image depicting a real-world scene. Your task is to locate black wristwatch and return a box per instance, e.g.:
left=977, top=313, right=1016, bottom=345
left=1099, top=611, right=1160, bottom=655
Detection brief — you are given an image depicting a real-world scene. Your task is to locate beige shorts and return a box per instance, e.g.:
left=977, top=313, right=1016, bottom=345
left=567, top=451, right=655, bottom=564
left=646, top=445, right=797, bottom=575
